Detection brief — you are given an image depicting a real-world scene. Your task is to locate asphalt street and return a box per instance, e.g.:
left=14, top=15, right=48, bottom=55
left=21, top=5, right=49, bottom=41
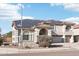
left=0, top=48, right=79, bottom=56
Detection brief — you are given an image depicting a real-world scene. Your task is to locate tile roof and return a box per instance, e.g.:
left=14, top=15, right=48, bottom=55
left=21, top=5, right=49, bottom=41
left=12, top=19, right=75, bottom=29
left=74, top=24, right=79, bottom=29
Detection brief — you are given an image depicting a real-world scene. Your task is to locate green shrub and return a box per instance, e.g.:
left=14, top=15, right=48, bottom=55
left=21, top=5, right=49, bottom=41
left=25, top=45, right=31, bottom=49
left=38, top=35, right=53, bottom=47
left=0, top=38, right=3, bottom=45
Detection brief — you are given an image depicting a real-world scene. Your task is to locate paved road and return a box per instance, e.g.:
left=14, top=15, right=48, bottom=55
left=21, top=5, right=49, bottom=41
left=1, top=49, right=79, bottom=56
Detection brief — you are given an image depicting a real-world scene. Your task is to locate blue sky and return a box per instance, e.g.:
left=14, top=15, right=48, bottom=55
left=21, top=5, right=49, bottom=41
left=0, top=3, right=79, bottom=34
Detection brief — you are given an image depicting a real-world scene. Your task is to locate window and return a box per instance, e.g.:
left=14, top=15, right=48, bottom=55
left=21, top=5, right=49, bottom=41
left=65, top=25, right=71, bottom=31
left=23, top=35, right=29, bottom=40
left=39, top=28, right=48, bottom=35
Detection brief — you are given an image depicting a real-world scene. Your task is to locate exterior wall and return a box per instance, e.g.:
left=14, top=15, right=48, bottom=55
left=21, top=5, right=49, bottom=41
left=73, top=29, right=79, bottom=43
left=34, top=28, right=40, bottom=42
left=65, top=26, right=74, bottom=43
left=48, top=29, right=52, bottom=36
left=65, top=26, right=74, bottom=35
left=34, top=28, right=52, bottom=42
left=70, top=36, right=74, bottom=43
left=52, top=25, right=74, bottom=35
left=12, top=23, right=77, bottom=45
left=65, top=35, right=74, bottom=43
left=52, top=25, right=64, bottom=35
left=12, top=26, right=18, bottom=44
left=52, top=25, right=65, bottom=43
left=52, top=25, right=74, bottom=43
left=74, top=29, right=79, bottom=35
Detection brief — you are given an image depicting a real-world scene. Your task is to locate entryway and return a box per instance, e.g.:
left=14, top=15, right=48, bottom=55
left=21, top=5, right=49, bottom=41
left=74, top=35, right=79, bottom=42
left=39, top=28, right=48, bottom=35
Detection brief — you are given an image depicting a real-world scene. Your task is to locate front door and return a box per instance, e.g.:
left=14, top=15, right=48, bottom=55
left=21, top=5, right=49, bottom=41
left=74, top=36, right=79, bottom=42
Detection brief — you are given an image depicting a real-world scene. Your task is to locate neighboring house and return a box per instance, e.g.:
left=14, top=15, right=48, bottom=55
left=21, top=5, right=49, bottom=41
left=12, top=19, right=79, bottom=47
left=2, top=32, right=12, bottom=45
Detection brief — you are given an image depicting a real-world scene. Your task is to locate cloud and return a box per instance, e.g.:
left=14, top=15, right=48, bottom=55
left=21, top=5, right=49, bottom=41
left=0, top=3, right=34, bottom=21
left=50, top=3, right=79, bottom=12
left=63, top=3, right=79, bottom=12
left=22, top=16, right=34, bottom=19
left=61, top=17, right=79, bottom=24
left=0, top=3, right=24, bottom=20
left=50, top=3, right=63, bottom=7
left=12, top=16, right=34, bottom=21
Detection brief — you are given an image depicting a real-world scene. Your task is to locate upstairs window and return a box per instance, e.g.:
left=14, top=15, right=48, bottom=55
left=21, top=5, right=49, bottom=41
left=65, top=25, right=71, bottom=31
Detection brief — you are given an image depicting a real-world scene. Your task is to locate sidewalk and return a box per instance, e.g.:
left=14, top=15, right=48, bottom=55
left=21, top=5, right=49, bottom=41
left=0, top=47, right=78, bottom=54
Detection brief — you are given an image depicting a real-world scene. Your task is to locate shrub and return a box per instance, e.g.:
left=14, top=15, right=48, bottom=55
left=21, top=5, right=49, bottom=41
left=25, top=45, right=31, bottom=49
left=0, top=38, right=3, bottom=46
left=38, top=35, right=53, bottom=47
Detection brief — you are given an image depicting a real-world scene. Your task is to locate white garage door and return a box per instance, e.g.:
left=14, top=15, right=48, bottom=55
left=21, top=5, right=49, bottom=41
left=52, top=35, right=64, bottom=43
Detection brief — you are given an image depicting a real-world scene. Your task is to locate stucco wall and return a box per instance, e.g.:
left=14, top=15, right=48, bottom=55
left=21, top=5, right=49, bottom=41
left=12, top=26, right=18, bottom=44
left=52, top=25, right=64, bottom=35
left=74, top=29, right=79, bottom=35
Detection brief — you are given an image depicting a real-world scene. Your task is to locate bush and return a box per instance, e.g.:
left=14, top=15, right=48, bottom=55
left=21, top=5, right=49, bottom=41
left=25, top=46, right=31, bottom=49
left=0, top=38, right=3, bottom=45
left=38, top=35, right=53, bottom=47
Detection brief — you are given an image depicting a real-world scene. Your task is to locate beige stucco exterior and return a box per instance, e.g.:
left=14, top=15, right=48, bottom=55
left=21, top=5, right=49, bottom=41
left=12, top=22, right=79, bottom=45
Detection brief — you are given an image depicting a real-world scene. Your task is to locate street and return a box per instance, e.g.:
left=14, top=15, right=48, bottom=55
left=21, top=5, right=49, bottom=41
left=0, top=47, right=79, bottom=56
left=1, top=50, right=79, bottom=56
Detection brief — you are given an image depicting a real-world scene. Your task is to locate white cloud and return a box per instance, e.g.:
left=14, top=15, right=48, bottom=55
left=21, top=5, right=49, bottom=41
left=12, top=16, right=34, bottom=21
left=50, top=3, right=63, bottom=7
left=22, top=16, right=34, bottom=19
left=63, top=3, right=79, bottom=12
left=0, top=3, right=24, bottom=20
left=61, top=17, right=79, bottom=24
left=50, top=3, right=79, bottom=12
left=0, top=3, right=34, bottom=21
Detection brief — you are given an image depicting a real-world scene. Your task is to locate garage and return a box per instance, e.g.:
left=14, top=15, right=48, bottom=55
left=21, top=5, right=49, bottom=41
left=74, top=35, right=79, bottom=42
left=65, top=35, right=71, bottom=43
left=52, top=35, right=64, bottom=43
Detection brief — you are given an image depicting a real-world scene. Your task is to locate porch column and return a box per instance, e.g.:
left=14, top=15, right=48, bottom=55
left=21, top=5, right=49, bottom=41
left=70, top=26, right=74, bottom=43
left=70, top=36, right=74, bottom=43
left=48, top=29, right=51, bottom=36
left=62, top=25, right=66, bottom=43
left=63, top=35, right=65, bottom=43
left=29, top=33, right=32, bottom=41
left=32, top=33, right=34, bottom=41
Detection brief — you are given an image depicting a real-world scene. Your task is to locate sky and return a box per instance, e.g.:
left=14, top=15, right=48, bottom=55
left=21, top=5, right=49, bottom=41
left=0, top=3, right=79, bottom=34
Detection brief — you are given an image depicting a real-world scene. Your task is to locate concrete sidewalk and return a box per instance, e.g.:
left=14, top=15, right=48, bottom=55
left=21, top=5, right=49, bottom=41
left=0, top=47, right=78, bottom=54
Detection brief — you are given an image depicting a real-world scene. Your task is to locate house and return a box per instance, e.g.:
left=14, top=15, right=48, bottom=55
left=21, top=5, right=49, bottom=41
left=12, top=19, right=79, bottom=47
left=2, top=32, right=12, bottom=45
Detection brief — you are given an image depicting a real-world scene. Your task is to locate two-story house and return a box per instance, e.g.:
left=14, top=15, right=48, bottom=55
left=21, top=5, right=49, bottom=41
left=12, top=19, right=79, bottom=47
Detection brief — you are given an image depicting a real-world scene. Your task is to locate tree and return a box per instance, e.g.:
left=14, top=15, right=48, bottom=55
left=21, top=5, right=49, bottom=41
left=0, top=37, right=3, bottom=45
left=37, top=35, right=53, bottom=47
left=6, top=31, right=12, bottom=37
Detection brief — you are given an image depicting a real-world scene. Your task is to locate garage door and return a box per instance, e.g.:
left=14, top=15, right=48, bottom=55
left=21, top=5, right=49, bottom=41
left=52, top=35, right=64, bottom=43
left=74, top=35, right=79, bottom=42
